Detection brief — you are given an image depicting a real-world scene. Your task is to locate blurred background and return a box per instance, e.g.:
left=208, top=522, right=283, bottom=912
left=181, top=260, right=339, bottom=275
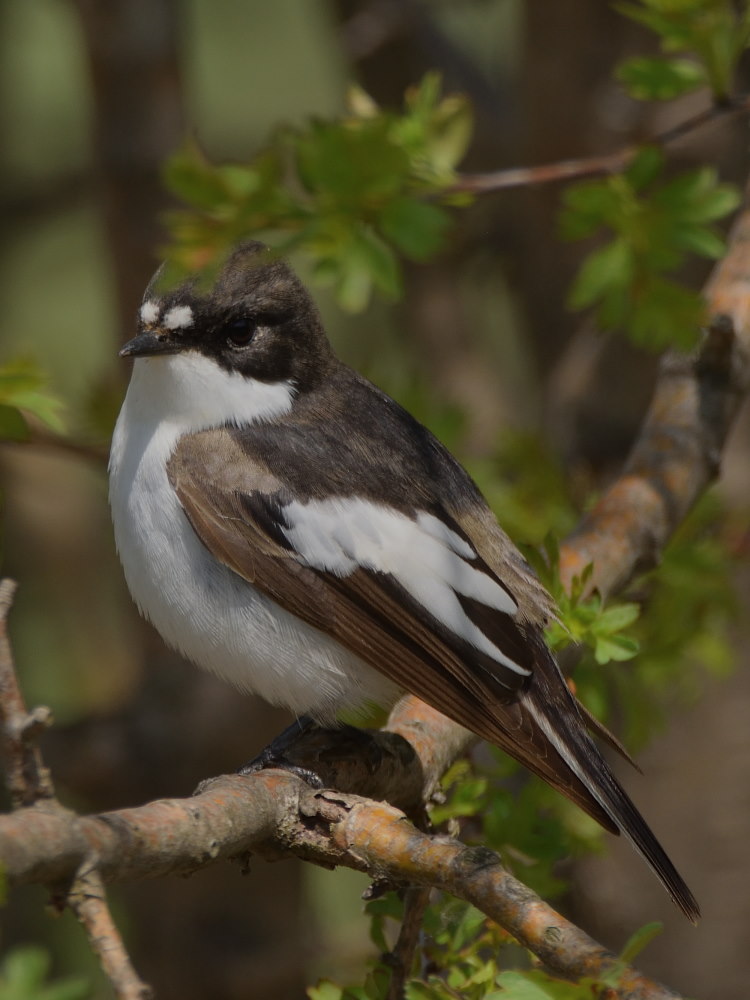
left=1, top=1, right=749, bottom=997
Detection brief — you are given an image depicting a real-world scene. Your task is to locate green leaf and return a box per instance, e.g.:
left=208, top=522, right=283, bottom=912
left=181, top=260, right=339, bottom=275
left=493, top=969, right=588, bottom=998
left=617, top=56, right=705, bottom=100
left=594, top=633, right=640, bottom=664
left=164, top=143, right=236, bottom=211
left=628, top=277, right=704, bottom=351
left=672, top=223, right=726, bottom=259
left=655, top=168, right=740, bottom=223
left=419, top=95, right=474, bottom=177
left=378, top=198, right=449, bottom=260
left=335, top=256, right=373, bottom=313
left=592, top=602, right=641, bottom=634
left=568, top=239, right=633, bottom=311
left=296, top=118, right=407, bottom=202
left=0, top=360, right=65, bottom=433
left=330, top=226, right=402, bottom=310
left=404, top=982, right=449, bottom=1000
left=619, top=921, right=663, bottom=963
left=624, top=146, right=664, bottom=191
left=559, top=180, right=623, bottom=240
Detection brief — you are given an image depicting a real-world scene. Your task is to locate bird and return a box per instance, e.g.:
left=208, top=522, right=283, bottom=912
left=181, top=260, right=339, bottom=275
left=109, top=240, right=699, bottom=922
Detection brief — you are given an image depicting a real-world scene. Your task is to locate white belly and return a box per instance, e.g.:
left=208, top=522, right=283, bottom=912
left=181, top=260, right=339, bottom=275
left=108, top=355, right=397, bottom=722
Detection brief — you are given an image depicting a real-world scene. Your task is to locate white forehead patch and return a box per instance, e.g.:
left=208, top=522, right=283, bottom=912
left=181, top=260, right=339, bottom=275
left=140, top=300, right=160, bottom=325
left=163, top=305, right=194, bottom=330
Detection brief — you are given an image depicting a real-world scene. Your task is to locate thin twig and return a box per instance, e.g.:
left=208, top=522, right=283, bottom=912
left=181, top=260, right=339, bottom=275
left=67, top=867, right=153, bottom=1000
left=385, top=886, right=431, bottom=1000
left=0, top=580, right=55, bottom=807
left=452, top=94, right=750, bottom=193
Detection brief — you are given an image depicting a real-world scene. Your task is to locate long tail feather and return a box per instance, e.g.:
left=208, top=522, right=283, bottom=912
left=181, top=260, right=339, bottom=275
left=520, top=651, right=700, bottom=923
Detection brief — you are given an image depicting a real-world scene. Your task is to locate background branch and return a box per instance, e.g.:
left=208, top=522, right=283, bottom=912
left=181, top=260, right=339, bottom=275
left=0, top=580, right=55, bottom=808
left=452, top=94, right=750, bottom=193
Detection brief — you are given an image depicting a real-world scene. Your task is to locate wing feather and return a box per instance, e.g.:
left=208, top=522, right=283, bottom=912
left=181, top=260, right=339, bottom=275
left=167, top=431, right=700, bottom=920
left=169, top=443, right=616, bottom=828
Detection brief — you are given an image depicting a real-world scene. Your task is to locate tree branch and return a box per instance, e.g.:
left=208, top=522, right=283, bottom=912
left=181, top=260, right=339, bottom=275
left=2, top=771, right=681, bottom=1000
left=452, top=94, right=750, bottom=193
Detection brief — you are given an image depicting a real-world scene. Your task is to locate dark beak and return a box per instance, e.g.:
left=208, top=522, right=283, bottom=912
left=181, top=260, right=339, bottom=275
left=119, top=330, right=183, bottom=359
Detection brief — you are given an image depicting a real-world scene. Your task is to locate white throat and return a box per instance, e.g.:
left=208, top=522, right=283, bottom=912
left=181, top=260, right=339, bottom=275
left=108, top=349, right=392, bottom=721
left=116, top=351, right=296, bottom=435
left=110, top=350, right=296, bottom=510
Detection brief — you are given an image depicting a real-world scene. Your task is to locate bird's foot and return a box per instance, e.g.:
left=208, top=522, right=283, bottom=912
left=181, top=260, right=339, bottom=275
left=238, top=717, right=383, bottom=788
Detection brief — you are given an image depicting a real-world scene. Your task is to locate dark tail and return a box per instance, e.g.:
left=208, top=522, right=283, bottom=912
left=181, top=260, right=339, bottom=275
left=519, top=658, right=700, bottom=924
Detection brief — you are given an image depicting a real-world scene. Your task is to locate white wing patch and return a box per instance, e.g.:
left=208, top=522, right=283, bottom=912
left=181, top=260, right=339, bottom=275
left=281, top=497, right=529, bottom=676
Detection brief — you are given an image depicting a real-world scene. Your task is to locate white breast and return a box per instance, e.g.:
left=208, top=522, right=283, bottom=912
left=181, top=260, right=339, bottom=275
left=108, top=352, right=397, bottom=722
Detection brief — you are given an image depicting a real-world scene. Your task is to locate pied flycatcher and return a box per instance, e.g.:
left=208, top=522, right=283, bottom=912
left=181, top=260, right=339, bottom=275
left=109, top=241, right=699, bottom=922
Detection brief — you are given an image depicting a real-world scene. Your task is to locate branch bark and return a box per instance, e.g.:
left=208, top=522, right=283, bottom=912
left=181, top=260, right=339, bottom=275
left=2, top=771, right=681, bottom=1000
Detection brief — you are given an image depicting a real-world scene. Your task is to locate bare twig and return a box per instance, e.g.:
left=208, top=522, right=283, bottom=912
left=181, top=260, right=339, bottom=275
left=0, top=579, right=55, bottom=808
left=385, top=886, right=431, bottom=1000
left=66, top=867, right=153, bottom=1000
left=452, top=94, right=750, bottom=193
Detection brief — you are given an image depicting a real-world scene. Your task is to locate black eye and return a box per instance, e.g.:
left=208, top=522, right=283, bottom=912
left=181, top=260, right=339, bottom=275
left=225, top=318, right=256, bottom=348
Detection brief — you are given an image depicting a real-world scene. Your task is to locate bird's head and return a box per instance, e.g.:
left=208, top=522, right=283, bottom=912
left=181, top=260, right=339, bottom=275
left=120, top=242, right=334, bottom=390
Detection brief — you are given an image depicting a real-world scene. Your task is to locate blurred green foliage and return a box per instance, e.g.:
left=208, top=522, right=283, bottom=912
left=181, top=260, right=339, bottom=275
left=560, top=149, right=740, bottom=350
left=0, top=948, right=89, bottom=1000
left=616, top=0, right=750, bottom=100
left=0, top=361, right=65, bottom=442
left=163, top=73, right=472, bottom=311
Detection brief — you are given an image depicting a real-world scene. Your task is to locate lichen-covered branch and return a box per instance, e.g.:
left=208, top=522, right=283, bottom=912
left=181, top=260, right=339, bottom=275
left=1, top=771, right=682, bottom=1000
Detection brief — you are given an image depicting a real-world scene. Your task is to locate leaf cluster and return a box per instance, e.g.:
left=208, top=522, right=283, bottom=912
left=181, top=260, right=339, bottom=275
left=163, top=73, right=472, bottom=311
left=309, top=894, right=665, bottom=999
left=560, top=148, right=740, bottom=350
left=616, top=0, right=750, bottom=101
left=0, top=360, right=65, bottom=443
